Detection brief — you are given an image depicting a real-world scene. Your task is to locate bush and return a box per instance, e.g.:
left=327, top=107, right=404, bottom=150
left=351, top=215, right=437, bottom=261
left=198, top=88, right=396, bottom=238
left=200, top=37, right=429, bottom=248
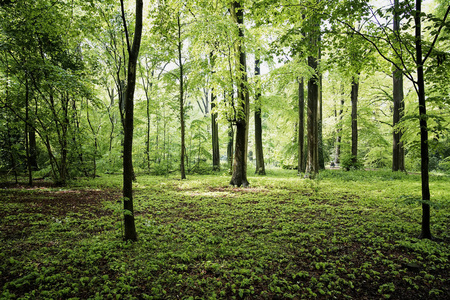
left=340, top=154, right=363, bottom=171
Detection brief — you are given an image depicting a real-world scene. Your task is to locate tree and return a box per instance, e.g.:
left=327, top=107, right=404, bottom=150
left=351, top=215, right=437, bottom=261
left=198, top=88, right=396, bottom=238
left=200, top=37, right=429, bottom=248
left=229, top=1, right=250, bottom=187
left=336, top=0, right=450, bottom=239
left=121, top=0, right=143, bottom=241
left=297, top=77, right=306, bottom=173
left=305, top=18, right=320, bottom=178
left=305, top=55, right=320, bottom=178
left=209, top=53, right=221, bottom=172
left=254, top=55, right=266, bottom=175
left=350, top=74, right=359, bottom=169
left=392, top=0, right=405, bottom=172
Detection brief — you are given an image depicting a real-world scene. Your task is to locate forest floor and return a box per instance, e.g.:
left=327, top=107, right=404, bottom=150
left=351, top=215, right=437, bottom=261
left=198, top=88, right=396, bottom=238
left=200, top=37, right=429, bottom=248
left=1, top=169, right=449, bottom=299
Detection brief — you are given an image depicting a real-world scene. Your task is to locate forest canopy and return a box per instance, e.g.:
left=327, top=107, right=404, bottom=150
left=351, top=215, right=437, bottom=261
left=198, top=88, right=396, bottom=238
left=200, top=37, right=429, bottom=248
left=1, top=0, right=449, bottom=182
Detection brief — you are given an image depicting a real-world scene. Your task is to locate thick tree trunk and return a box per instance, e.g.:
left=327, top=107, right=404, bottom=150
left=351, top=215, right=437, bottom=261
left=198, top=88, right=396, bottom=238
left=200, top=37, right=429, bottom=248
left=392, top=0, right=406, bottom=172
left=305, top=55, right=319, bottom=178
left=392, top=69, right=405, bottom=172
left=211, top=97, right=220, bottom=171
left=29, top=125, right=37, bottom=170
left=230, top=1, right=249, bottom=187
left=254, top=57, right=265, bottom=175
left=298, top=77, right=305, bottom=173
left=210, top=53, right=220, bottom=171
left=121, top=0, right=143, bottom=242
left=350, top=77, right=359, bottom=168
left=415, top=0, right=432, bottom=239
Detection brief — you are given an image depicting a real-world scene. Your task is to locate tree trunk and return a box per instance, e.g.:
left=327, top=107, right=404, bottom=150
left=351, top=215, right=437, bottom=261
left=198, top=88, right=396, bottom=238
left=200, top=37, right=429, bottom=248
left=334, top=97, right=344, bottom=165
left=350, top=77, right=359, bottom=168
left=392, top=0, right=406, bottom=172
left=415, top=0, right=432, bottom=239
left=25, top=77, right=33, bottom=186
left=210, top=53, right=220, bottom=171
left=227, top=122, right=234, bottom=174
left=254, top=56, right=265, bottom=175
left=298, top=77, right=305, bottom=173
left=318, top=44, right=325, bottom=170
left=230, top=1, right=249, bottom=187
left=178, top=14, right=186, bottom=180
left=305, top=55, right=319, bottom=178
left=29, top=124, right=37, bottom=170
left=121, top=0, right=143, bottom=242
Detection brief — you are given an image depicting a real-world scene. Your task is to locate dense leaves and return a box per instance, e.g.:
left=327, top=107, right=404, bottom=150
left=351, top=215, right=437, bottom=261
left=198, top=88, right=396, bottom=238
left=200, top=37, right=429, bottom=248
left=0, top=171, right=449, bottom=299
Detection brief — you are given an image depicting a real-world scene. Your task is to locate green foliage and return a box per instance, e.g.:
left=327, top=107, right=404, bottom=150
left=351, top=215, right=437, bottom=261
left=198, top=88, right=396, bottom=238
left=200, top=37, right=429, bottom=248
left=1, top=171, right=449, bottom=299
left=340, top=153, right=363, bottom=170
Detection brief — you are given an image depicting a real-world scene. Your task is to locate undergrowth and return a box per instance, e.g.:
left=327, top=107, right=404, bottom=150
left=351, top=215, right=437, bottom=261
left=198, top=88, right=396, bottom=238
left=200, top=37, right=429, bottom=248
left=1, top=169, right=449, bottom=299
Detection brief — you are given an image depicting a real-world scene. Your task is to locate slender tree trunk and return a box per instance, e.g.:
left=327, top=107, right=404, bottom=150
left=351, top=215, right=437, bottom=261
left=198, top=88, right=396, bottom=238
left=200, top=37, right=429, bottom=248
left=178, top=14, right=186, bottom=180
left=298, top=77, right=305, bottom=173
left=210, top=53, right=220, bottom=171
left=25, top=78, right=33, bottom=186
left=392, top=0, right=406, bottom=172
left=230, top=1, right=249, bottom=187
left=350, top=77, right=359, bottom=168
left=334, top=97, right=344, bottom=164
left=143, top=70, right=154, bottom=172
left=254, top=56, right=265, bottom=175
left=121, top=0, right=143, bottom=242
left=415, top=0, right=431, bottom=239
left=227, top=122, right=234, bottom=174
left=318, top=44, right=325, bottom=170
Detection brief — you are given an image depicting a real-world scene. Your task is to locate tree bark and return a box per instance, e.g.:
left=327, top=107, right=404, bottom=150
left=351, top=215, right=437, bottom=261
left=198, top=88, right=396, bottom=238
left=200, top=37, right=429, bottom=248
left=305, top=55, right=319, bottom=178
left=392, top=0, right=406, bottom=172
left=210, top=53, right=220, bottom=171
left=254, top=56, right=265, bottom=175
left=350, top=77, right=359, bottom=168
left=121, top=0, right=143, bottom=242
left=298, top=77, right=305, bottom=173
left=230, top=1, right=249, bottom=187
left=415, top=0, right=432, bottom=239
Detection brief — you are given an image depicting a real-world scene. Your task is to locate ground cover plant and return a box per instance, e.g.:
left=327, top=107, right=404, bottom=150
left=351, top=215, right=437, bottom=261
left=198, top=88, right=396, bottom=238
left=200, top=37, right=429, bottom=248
left=1, top=169, right=449, bottom=299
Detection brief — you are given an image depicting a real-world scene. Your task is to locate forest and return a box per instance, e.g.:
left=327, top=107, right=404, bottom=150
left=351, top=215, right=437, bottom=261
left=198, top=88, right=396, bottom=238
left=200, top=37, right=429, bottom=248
left=1, top=0, right=450, bottom=299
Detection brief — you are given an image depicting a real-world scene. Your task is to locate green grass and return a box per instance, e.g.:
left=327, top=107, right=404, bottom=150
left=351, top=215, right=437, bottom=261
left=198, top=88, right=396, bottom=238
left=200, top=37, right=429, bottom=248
left=1, top=169, right=449, bottom=299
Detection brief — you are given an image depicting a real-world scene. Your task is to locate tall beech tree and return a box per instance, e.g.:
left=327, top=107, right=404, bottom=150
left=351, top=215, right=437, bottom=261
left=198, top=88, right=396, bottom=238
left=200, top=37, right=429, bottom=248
left=337, top=0, right=450, bottom=239
left=392, top=0, right=405, bottom=172
left=230, top=0, right=250, bottom=187
left=121, top=0, right=143, bottom=241
left=305, top=18, right=320, bottom=178
left=210, top=53, right=220, bottom=171
left=305, top=54, right=319, bottom=178
left=297, top=77, right=306, bottom=173
left=254, top=55, right=266, bottom=175
left=350, top=75, right=359, bottom=168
